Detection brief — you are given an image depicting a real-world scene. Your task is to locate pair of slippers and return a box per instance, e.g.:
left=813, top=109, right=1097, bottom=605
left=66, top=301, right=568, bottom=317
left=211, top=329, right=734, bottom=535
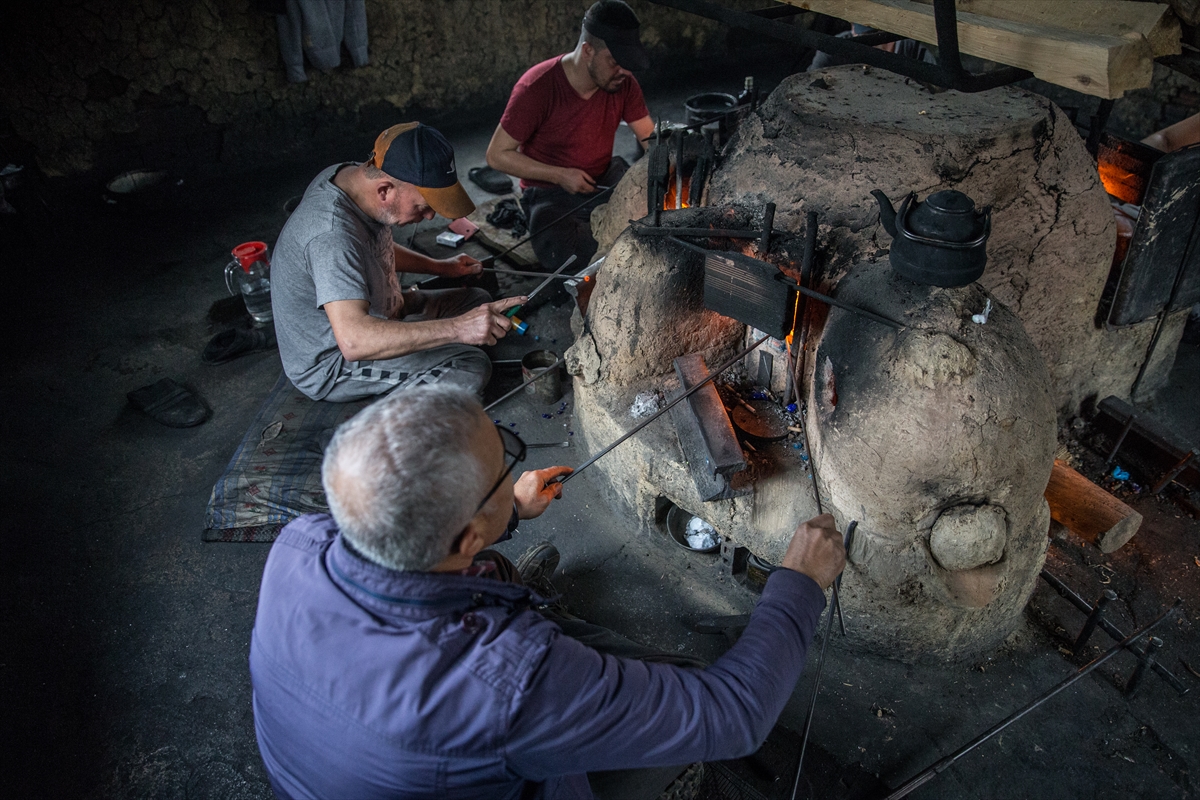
left=127, top=325, right=278, bottom=427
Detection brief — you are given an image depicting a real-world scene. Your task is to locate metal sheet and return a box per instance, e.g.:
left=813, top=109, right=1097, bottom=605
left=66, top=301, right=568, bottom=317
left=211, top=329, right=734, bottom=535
left=1108, top=146, right=1200, bottom=326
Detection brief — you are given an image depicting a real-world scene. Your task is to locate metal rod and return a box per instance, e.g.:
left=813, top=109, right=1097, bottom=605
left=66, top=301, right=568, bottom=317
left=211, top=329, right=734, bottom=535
left=1074, top=589, right=1116, bottom=652
left=1041, top=569, right=1187, bottom=694
left=1151, top=448, right=1198, bottom=494
left=514, top=255, right=577, bottom=308
left=791, top=521, right=856, bottom=800
left=795, top=284, right=905, bottom=330
left=558, top=335, right=770, bottom=484
left=759, top=202, right=775, bottom=254
left=632, top=225, right=763, bottom=239
left=482, top=356, right=562, bottom=412
left=1105, top=412, right=1136, bottom=466
left=883, top=600, right=1183, bottom=800
left=480, top=267, right=580, bottom=280
left=932, top=0, right=965, bottom=79
left=527, top=442, right=570, bottom=449
left=1125, top=637, right=1164, bottom=697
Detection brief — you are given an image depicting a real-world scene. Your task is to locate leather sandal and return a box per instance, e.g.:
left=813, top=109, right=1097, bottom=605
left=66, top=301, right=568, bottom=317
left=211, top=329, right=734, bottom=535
left=127, top=378, right=210, bottom=427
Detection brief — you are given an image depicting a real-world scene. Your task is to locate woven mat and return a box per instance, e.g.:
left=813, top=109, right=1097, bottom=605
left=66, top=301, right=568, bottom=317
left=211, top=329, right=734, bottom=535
left=202, top=372, right=369, bottom=543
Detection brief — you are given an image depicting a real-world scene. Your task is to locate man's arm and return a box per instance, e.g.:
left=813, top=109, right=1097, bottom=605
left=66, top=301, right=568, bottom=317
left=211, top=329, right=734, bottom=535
left=486, top=124, right=597, bottom=194
left=323, top=296, right=524, bottom=362
left=628, top=115, right=654, bottom=148
left=505, top=516, right=845, bottom=777
left=394, top=244, right=481, bottom=279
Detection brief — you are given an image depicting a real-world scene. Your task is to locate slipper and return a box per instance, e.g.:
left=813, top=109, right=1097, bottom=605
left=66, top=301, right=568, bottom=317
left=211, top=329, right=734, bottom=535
left=202, top=325, right=277, bottom=365
left=127, top=378, right=210, bottom=427
left=469, top=166, right=513, bottom=195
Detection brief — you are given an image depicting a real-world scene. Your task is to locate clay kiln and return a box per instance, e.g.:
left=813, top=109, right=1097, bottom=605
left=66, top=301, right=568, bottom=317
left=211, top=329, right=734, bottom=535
left=567, top=66, right=1181, bottom=662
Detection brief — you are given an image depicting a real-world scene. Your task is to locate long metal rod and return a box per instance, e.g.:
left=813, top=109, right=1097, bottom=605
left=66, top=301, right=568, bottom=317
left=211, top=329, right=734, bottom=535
left=558, top=335, right=770, bottom=484
left=514, top=255, right=577, bottom=308
left=882, top=600, right=1182, bottom=800
left=480, top=267, right=580, bottom=280
left=482, top=356, right=561, bottom=412
left=1040, top=570, right=1188, bottom=694
left=791, top=521, right=856, bottom=800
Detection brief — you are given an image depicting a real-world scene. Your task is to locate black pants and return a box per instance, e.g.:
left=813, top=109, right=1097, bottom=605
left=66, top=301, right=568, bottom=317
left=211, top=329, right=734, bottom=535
left=521, top=158, right=629, bottom=273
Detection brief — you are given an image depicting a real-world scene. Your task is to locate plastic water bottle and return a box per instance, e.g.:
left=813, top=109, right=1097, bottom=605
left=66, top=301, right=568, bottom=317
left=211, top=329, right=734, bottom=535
left=225, top=241, right=273, bottom=326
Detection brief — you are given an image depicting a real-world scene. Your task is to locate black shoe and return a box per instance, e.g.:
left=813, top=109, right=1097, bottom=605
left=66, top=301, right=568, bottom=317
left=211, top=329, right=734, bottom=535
left=515, top=542, right=568, bottom=610
left=516, top=542, right=559, bottom=586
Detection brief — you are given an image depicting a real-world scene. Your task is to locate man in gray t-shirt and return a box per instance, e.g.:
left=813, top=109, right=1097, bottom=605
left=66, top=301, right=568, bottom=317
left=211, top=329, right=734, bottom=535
left=272, top=122, right=526, bottom=402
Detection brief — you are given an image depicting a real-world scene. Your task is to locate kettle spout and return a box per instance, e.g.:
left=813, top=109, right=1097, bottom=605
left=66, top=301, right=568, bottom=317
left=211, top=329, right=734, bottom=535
left=871, top=190, right=898, bottom=237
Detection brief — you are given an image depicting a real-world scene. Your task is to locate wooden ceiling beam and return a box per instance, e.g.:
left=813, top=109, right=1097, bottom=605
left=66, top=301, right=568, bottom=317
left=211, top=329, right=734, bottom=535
left=781, top=0, right=1180, bottom=98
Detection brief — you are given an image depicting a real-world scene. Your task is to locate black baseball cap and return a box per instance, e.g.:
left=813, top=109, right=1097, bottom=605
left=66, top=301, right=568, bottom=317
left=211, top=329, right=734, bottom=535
left=369, top=122, right=475, bottom=219
left=583, top=1, right=650, bottom=72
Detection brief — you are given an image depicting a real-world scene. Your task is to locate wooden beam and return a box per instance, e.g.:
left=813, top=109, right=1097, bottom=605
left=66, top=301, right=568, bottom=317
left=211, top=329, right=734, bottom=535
left=783, top=0, right=1162, bottom=98
left=1044, top=460, right=1143, bottom=553
left=950, top=1, right=1181, bottom=57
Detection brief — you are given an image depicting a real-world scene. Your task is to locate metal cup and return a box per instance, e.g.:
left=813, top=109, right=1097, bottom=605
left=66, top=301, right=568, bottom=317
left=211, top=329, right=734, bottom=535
left=521, top=350, right=562, bottom=404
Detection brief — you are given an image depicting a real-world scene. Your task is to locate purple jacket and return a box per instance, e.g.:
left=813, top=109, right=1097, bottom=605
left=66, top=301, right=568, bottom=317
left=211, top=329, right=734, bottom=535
left=250, top=514, right=826, bottom=799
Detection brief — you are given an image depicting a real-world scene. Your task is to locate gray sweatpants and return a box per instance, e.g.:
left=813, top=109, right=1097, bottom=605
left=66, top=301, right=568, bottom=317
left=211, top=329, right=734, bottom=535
left=322, top=287, right=492, bottom=402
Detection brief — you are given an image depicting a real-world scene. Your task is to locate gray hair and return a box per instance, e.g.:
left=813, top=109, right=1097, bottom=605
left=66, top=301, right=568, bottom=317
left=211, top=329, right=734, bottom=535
left=322, top=385, right=490, bottom=571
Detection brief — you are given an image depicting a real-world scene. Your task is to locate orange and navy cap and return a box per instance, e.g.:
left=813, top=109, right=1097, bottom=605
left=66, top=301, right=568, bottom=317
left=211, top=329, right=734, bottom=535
left=369, top=123, right=475, bottom=219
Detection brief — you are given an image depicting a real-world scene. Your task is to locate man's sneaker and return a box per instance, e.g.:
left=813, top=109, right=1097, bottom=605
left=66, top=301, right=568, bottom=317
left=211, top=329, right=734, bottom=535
left=515, top=542, right=560, bottom=593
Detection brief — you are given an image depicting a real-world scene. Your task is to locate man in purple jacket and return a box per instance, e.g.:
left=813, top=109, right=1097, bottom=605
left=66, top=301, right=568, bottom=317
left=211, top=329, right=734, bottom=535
left=250, top=385, right=846, bottom=799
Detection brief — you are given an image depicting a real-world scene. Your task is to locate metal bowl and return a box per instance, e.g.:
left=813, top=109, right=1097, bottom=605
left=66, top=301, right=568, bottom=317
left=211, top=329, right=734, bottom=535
left=665, top=505, right=722, bottom=554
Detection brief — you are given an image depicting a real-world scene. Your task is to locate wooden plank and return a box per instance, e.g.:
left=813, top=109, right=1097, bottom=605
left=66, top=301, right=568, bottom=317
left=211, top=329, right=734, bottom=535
left=784, top=0, right=1157, bottom=98
left=949, top=1, right=1181, bottom=57
left=1045, top=460, right=1143, bottom=553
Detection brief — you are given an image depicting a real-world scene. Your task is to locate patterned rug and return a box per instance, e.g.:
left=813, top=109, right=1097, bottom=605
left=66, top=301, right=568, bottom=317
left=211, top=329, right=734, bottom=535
left=202, top=372, right=369, bottom=542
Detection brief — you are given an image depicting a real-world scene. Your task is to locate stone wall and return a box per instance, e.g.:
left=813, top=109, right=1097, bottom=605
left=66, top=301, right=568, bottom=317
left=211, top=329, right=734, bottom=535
left=0, top=0, right=758, bottom=181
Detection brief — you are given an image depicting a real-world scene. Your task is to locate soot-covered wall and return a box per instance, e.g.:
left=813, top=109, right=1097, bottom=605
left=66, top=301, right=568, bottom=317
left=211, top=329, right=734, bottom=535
left=0, top=0, right=757, bottom=182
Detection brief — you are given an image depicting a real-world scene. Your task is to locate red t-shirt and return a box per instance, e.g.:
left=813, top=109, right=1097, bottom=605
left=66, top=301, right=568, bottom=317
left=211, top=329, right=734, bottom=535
left=499, top=55, right=650, bottom=189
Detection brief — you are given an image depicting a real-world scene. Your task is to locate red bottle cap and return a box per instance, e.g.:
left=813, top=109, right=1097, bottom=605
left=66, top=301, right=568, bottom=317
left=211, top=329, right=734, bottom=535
left=232, top=241, right=269, bottom=272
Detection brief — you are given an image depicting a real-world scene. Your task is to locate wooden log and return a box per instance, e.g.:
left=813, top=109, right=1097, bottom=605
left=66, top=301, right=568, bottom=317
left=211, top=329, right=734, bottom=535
left=1045, top=459, right=1143, bottom=553
left=784, top=0, right=1164, bottom=98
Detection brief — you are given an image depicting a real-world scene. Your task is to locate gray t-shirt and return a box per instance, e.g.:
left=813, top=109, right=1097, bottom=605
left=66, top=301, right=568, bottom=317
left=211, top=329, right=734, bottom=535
left=271, top=164, right=403, bottom=399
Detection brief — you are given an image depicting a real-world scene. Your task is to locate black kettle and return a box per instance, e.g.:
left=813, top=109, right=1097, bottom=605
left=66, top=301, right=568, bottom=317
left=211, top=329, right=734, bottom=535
left=871, top=189, right=992, bottom=287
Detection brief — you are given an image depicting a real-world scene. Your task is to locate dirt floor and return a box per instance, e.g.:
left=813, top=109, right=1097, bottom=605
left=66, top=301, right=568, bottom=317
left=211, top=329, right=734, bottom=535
left=2, top=76, right=1198, bottom=800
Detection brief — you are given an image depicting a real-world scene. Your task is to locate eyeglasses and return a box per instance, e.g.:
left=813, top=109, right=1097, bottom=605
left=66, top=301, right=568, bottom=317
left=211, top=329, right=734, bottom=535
left=473, top=424, right=527, bottom=514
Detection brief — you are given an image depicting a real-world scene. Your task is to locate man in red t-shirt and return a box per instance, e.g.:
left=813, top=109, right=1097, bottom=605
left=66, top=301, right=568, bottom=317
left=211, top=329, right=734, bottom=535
left=486, top=1, right=655, bottom=273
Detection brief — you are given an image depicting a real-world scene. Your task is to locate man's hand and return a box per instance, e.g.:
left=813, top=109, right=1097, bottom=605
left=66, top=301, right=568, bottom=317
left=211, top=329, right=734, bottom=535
left=452, top=296, right=526, bottom=346
left=780, top=514, right=846, bottom=590
left=556, top=167, right=597, bottom=195
left=513, top=466, right=573, bottom=519
left=440, top=253, right=482, bottom=278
